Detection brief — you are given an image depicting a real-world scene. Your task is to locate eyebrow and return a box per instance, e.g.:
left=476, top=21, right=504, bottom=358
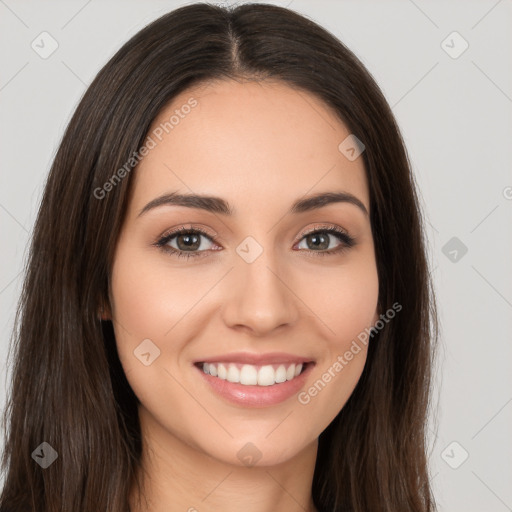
left=137, top=191, right=368, bottom=218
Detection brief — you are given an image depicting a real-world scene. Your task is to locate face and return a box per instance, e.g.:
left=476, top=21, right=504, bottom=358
left=109, top=79, right=379, bottom=467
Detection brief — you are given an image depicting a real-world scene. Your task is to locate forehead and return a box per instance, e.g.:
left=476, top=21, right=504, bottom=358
left=130, top=79, right=369, bottom=218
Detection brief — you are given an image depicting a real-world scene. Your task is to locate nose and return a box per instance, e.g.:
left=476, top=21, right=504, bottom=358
left=221, top=247, right=300, bottom=336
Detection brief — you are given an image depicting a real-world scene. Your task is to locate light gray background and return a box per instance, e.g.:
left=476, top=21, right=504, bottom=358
left=1, top=1, right=511, bottom=510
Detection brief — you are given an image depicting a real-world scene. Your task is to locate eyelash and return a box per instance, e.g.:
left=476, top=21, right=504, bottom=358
left=154, top=224, right=356, bottom=260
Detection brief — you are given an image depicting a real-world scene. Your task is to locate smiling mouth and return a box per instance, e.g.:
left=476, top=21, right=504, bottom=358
left=194, top=361, right=310, bottom=387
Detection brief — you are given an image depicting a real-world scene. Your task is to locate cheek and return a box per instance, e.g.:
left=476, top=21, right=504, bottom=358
left=110, top=246, right=212, bottom=341
left=289, top=254, right=378, bottom=422
left=109, top=244, right=175, bottom=376
left=307, top=255, right=379, bottom=348
left=109, top=243, right=226, bottom=402
left=109, top=250, right=190, bottom=413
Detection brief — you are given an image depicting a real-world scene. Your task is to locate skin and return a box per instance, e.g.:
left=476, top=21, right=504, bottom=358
left=107, top=79, right=380, bottom=512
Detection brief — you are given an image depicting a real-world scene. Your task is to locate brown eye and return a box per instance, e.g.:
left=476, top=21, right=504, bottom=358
left=155, top=227, right=217, bottom=259
left=303, top=232, right=330, bottom=251
left=174, top=232, right=202, bottom=251
left=295, top=226, right=356, bottom=257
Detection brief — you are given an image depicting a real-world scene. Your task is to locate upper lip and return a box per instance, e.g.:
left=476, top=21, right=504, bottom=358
left=194, top=352, right=314, bottom=365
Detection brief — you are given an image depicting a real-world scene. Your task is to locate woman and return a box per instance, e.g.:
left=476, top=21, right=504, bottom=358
left=0, top=3, right=438, bottom=511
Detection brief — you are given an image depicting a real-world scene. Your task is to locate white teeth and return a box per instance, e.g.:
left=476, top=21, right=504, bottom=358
left=217, top=363, right=227, bottom=380
left=240, top=364, right=258, bottom=385
left=275, top=365, right=287, bottom=383
left=200, top=362, right=305, bottom=386
left=226, top=364, right=240, bottom=383
left=257, top=365, right=275, bottom=386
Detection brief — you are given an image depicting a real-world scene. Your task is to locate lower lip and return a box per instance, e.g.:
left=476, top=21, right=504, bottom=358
left=194, top=363, right=314, bottom=407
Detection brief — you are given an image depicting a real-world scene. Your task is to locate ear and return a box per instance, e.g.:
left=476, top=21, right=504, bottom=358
left=97, top=298, right=112, bottom=321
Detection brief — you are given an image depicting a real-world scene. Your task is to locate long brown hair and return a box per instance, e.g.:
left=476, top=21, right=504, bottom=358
left=0, top=3, right=438, bottom=511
